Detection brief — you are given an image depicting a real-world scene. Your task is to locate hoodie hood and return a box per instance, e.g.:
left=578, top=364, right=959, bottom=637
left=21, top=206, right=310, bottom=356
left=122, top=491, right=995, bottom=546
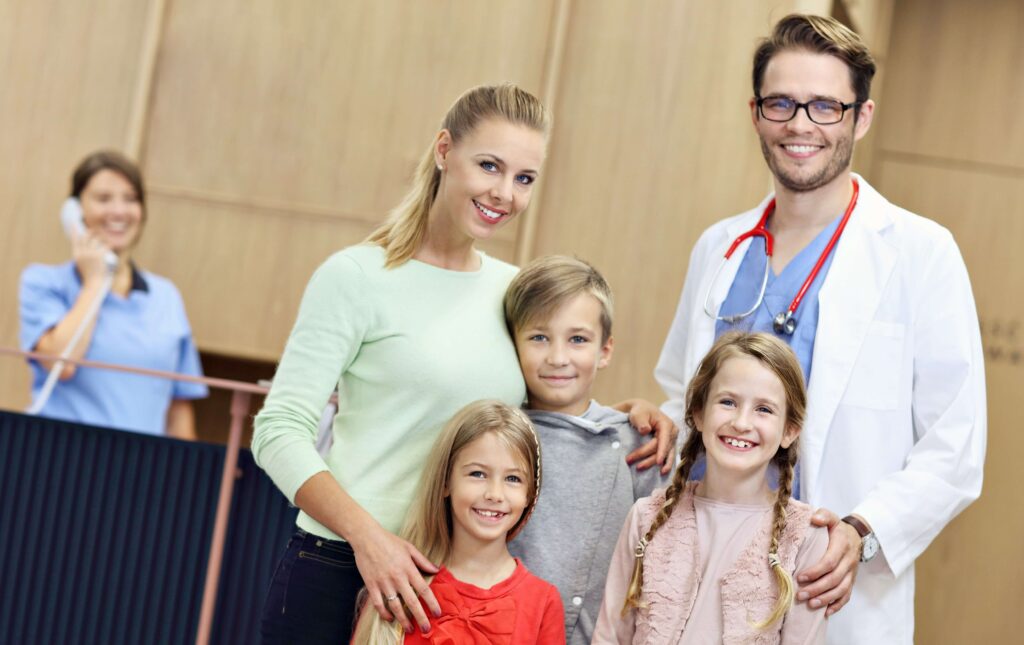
left=525, top=401, right=629, bottom=436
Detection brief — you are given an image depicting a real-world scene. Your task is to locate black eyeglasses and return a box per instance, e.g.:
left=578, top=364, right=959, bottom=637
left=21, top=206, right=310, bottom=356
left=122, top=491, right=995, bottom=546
left=756, top=96, right=860, bottom=125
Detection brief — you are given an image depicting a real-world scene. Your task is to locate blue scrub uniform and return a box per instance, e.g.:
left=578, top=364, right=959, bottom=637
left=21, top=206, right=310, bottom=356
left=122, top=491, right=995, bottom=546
left=715, top=213, right=843, bottom=380
left=19, top=261, right=208, bottom=435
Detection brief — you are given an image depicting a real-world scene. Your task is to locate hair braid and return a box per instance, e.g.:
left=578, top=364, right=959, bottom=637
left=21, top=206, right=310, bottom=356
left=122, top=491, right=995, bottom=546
left=752, top=444, right=799, bottom=629
left=621, top=432, right=703, bottom=616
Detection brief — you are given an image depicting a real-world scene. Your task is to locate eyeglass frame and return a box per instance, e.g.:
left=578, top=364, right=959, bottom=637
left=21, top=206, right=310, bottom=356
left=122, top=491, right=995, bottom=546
left=755, top=95, right=862, bottom=125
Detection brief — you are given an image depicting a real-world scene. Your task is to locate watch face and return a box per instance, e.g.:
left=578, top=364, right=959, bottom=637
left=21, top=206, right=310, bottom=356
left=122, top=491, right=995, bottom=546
left=861, top=534, right=880, bottom=562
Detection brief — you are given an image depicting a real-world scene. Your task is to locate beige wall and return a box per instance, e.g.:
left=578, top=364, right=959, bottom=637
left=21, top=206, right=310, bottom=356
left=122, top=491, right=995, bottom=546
left=0, top=0, right=815, bottom=404
left=863, top=0, right=1023, bottom=641
left=1, top=0, right=1017, bottom=640
left=0, top=0, right=156, bottom=408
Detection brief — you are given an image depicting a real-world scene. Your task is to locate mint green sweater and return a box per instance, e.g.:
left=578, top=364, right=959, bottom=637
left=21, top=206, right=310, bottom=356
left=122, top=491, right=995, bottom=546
left=252, top=245, right=526, bottom=538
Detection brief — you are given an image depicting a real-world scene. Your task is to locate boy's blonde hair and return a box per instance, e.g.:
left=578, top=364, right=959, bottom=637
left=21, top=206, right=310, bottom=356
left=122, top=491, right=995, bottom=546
left=351, top=400, right=542, bottom=644
left=621, top=332, right=806, bottom=630
left=504, top=255, right=614, bottom=343
left=365, top=83, right=551, bottom=268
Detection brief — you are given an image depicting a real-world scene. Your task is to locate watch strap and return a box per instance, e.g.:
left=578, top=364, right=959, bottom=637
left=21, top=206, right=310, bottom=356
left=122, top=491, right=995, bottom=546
left=841, top=515, right=871, bottom=538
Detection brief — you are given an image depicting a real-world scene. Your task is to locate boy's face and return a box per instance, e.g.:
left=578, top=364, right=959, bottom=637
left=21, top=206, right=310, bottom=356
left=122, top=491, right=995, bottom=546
left=514, top=293, right=613, bottom=416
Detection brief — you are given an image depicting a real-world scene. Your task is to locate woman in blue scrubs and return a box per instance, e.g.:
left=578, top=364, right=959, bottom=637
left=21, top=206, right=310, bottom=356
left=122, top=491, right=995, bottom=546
left=19, top=150, right=208, bottom=437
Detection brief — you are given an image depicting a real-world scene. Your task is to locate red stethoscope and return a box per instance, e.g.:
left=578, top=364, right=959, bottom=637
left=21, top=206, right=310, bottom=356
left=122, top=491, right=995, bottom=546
left=702, top=178, right=859, bottom=335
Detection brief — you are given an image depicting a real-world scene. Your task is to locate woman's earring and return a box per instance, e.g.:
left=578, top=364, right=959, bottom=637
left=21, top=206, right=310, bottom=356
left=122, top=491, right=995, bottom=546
left=437, top=164, right=444, bottom=172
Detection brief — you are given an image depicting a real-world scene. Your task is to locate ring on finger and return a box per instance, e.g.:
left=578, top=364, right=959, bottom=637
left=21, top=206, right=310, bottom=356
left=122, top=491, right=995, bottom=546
left=385, top=593, right=399, bottom=602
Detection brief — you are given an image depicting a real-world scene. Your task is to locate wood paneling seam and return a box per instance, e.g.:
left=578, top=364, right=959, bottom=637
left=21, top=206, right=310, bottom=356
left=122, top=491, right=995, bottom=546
left=146, top=184, right=517, bottom=244
left=879, top=149, right=1024, bottom=179
left=515, top=0, right=573, bottom=267
left=125, top=0, right=170, bottom=160
left=148, top=183, right=382, bottom=223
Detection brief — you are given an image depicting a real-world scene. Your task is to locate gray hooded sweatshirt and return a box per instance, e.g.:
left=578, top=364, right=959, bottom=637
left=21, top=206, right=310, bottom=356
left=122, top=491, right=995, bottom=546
left=509, top=401, right=670, bottom=645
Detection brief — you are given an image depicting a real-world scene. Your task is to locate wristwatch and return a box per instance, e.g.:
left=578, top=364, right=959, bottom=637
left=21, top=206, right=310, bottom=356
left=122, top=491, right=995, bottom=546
left=841, top=515, right=879, bottom=563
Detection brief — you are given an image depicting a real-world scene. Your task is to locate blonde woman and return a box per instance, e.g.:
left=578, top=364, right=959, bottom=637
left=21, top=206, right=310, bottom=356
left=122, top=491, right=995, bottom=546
left=253, top=84, right=549, bottom=643
left=352, top=400, right=563, bottom=644
left=594, top=333, right=828, bottom=644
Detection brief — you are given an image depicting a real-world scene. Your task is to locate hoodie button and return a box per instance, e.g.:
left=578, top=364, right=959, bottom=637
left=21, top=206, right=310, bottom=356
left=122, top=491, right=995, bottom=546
left=572, top=596, right=583, bottom=606
left=611, top=441, right=621, bottom=449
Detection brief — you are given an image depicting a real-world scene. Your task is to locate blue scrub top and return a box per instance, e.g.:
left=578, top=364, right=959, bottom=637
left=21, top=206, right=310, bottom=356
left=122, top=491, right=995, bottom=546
left=19, top=261, right=208, bottom=435
left=709, top=214, right=843, bottom=499
left=715, top=213, right=843, bottom=381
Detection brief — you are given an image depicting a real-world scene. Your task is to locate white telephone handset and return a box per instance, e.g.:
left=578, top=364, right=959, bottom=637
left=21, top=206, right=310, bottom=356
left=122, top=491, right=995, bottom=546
left=28, top=198, right=119, bottom=414
left=61, top=197, right=118, bottom=270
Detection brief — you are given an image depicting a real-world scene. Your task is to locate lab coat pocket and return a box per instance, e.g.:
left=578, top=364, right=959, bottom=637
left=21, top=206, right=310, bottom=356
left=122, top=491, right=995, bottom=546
left=843, top=321, right=905, bottom=410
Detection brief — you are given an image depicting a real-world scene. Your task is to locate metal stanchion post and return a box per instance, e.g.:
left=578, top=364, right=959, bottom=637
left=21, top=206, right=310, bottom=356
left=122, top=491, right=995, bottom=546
left=195, top=390, right=250, bottom=645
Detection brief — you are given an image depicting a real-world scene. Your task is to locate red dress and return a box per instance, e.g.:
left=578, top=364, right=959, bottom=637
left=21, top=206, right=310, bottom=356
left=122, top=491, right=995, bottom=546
left=405, top=559, right=565, bottom=645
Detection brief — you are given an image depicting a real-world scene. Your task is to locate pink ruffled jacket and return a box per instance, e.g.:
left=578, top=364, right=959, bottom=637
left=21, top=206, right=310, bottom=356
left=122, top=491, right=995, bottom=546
left=594, top=482, right=826, bottom=645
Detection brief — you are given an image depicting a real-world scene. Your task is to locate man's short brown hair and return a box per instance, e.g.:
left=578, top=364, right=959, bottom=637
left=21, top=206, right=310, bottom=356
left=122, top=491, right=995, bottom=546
left=753, top=14, right=877, bottom=105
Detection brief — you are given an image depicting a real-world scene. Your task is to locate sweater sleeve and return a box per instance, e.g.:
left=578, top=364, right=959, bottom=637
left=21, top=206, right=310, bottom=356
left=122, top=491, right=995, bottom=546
left=251, top=252, right=372, bottom=503
left=780, top=525, right=829, bottom=645
left=19, top=264, right=70, bottom=353
left=592, top=500, right=644, bottom=644
left=536, top=584, right=566, bottom=644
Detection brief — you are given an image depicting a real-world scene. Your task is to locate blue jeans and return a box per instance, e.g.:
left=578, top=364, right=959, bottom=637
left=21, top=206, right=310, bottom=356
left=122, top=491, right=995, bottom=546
left=260, top=529, right=365, bottom=644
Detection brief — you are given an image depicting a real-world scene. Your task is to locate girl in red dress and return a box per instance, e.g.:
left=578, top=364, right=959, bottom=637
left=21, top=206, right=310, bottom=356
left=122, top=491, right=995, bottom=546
left=352, top=400, right=565, bottom=644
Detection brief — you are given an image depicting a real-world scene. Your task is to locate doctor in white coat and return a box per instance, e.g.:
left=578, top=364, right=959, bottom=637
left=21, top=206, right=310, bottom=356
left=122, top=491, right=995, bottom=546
left=653, top=15, right=986, bottom=644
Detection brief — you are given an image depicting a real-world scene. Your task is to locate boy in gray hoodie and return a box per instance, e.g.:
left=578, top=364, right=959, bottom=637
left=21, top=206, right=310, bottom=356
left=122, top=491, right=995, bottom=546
left=506, top=256, right=669, bottom=645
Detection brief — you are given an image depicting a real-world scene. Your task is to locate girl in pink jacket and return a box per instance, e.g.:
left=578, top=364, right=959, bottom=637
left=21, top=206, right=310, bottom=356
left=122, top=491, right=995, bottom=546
left=594, top=333, right=828, bottom=644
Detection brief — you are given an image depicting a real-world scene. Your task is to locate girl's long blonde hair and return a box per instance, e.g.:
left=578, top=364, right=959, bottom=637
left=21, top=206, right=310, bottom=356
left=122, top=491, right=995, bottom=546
left=351, top=400, right=543, bottom=644
left=365, top=83, right=551, bottom=268
left=621, top=332, right=806, bottom=630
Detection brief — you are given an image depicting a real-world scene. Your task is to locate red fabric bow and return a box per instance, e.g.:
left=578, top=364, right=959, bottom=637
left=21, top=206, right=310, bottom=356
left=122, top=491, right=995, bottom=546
left=411, top=581, right=516, bottom=645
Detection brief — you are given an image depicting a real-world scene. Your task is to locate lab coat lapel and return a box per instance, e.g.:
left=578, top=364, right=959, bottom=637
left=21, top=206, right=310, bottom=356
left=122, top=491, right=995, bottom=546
left=689, top=198, right=772, bottom=367
left=802, top=177, right=897, bottom=497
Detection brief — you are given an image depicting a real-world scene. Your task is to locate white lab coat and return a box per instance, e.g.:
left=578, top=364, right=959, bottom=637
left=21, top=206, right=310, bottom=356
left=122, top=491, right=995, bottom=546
left=656, top=175, right=986, bottom=644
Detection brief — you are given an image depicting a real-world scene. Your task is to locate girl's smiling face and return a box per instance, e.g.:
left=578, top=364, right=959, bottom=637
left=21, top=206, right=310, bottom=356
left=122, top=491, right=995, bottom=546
left=445, top=431, right=531, bottom=548
left=695, top=355, right=798, bottom=489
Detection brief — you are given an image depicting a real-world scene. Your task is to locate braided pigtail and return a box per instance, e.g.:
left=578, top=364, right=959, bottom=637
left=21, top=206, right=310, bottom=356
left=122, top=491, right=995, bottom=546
left=678, top=332, right=807, bottom=631
left=621, top=432, right=704, bottom=616
left=752, top=442, right=799, bottom=629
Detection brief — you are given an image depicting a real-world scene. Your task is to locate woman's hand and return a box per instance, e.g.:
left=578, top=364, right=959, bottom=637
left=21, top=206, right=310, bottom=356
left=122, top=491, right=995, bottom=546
left=71, top=231, right=112, bottom=286
left=614, top=398, right=679, bottom=474
left=350, top=525, right=442, bottom=634
left=32, top=231, right=113, bottom=378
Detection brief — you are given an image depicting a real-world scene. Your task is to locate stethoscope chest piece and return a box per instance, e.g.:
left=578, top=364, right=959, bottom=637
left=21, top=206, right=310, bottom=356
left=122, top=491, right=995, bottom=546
left=773, top=311, right=798, bottom=335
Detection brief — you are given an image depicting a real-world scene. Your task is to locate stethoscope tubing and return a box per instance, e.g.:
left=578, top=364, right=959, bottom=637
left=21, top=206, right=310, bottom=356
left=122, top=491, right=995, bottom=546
left=703, top=178, right=860, bottom=333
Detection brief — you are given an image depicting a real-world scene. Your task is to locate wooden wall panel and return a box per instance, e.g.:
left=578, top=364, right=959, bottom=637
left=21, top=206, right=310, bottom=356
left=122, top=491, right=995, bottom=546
left=873, top=161, right=1024, bottom=325
left=876, top=0, right=1024, bottom=169
left=144, top=0, right=556, bottom=211
left=525, top=0, right=828, bottom=405
left=0, top=0, right=155, bottom=411
left=135, top=0, right=556, bottom=357
left=832, top=0, right=894, bottom=182
left=865, top=0, right=1023, bottom=641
